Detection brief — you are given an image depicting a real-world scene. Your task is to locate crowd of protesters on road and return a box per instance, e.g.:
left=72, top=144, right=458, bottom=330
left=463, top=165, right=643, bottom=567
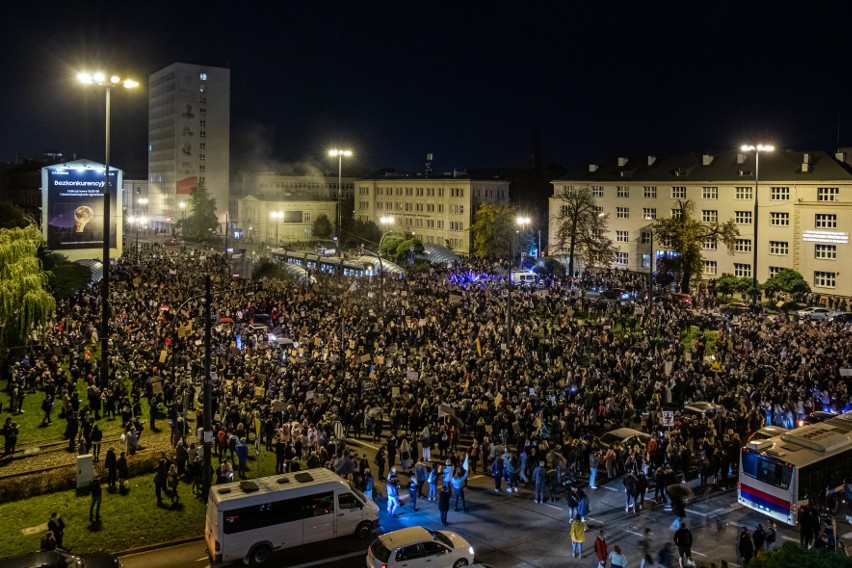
left=2, top=244, right=852, bottom=563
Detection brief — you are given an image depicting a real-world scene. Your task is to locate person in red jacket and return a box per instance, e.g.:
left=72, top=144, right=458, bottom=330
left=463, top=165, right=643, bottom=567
left=594, top=529, right=608, bottom=567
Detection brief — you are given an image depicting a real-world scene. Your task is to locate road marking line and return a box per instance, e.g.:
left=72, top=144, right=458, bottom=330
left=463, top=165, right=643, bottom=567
left=604, top=486, right=619, bottom=492
left=470, top=475, right=484, bottom=480
left=782, top=535, right=798, bottom=542
left=843, top=531, right=852, bottom=539
left=546, top=504, right=561, bottom=510
left=728, top=521, right=748, bottom=528
left=195, top=557, right=208, bottom=562
left=623, top=529, right=645, bottom=537
left=289, top=551, right=365, bottom=568
left=692, top=550, right=708, bottom=557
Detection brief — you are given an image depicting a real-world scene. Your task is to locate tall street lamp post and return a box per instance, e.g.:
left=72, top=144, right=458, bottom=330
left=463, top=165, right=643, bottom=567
left=379, top=216, right=395, bottom=252
left=77, top=71, right=139, bottom=388
left=516, top=216, right=531, bottom=268
left=741, top=144, right=775, bottom=307
left=328, top=149, right=352, bottom=256
left=270, top=211, right=283, bottom=247
left=644, top=214, right=655, bottom=308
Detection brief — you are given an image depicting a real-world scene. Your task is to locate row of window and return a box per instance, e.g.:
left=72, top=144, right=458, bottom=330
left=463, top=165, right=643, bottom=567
left=372, top=202, right=447, bottom=214
left=607, top=207, right=839, bottom=229
left=585, top=185, right=841, bottom=201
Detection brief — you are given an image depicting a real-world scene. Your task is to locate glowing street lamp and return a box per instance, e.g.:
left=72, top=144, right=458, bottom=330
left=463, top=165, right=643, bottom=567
left=740, top=144, right=775, bottom=306
left=328, top=149, right=352, bottom=255
left=270, top=210, right=284, bottom=246
left=77, top=70, right=139, bottom=389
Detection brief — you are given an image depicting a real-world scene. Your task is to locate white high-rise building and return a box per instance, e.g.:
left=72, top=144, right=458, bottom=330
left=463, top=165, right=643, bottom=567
left=147, top=63, right=230, bottom=229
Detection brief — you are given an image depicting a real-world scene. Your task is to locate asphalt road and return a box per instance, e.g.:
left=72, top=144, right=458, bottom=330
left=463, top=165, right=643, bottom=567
left=119, top=436, right=841, bottom=568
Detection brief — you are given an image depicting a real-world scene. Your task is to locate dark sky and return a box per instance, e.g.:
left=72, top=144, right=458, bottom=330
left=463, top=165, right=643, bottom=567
left=2, top=1, right=851, bottom=176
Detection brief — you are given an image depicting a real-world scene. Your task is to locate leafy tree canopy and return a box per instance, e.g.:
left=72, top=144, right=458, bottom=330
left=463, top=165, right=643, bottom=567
left=763, top=268, right=811, bottom=300
left=749, top=542, right=852, bottom=568
left=653, top=200, right=739, bottom=293
left=0, top=225, right=56, bottom=349
left=470, top=203, right=517, bottom=258
left=0, top=200, right=32, bottom=229
left=312, top=214, right=333, bottom=240
left=41, top=251, right=91, bottom=298
left=182, top=180, right=219, bottom=241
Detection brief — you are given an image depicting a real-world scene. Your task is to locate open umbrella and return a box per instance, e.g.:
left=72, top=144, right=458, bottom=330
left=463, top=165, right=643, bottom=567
left=368, top=407, right=385, bottom=419
left=276, top=337, right=294, bottom=346
left=547, top=450, right=567, bottom=467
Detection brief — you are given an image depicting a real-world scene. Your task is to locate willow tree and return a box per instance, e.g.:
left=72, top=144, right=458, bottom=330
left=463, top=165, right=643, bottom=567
left=553, top=186, right=615, bottom=278
left=653, top=199, right=739, bottom=293
left=0, top=225, right=56, bottom=349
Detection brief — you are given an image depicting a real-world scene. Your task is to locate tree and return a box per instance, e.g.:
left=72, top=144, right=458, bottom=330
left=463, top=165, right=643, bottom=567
left=0, top=225, right=56, bottom=349
left=470, top=203, right=517, bottom=258
left=0, top=200, right=32, bottom=229
left=552, top=186, right=616, bottom=278
left=41, top=251, right=92, bottom=298
left=343, top=218, right=380, bottom=251
left=763, top=268, right=811, bottom=301
left=653, top=200, right=739, bottom=293
left=312, top=214, right=333, bottom=239
left=380, top=234, right=424, bottom=265
left=182, top=180, right=219, bottom=242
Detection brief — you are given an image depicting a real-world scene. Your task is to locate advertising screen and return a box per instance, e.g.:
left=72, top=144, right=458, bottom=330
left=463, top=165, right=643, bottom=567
left=45, top=166, right=118, bottom=250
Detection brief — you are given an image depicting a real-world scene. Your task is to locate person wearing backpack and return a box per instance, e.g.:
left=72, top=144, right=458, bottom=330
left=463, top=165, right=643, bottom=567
left=765, top=521, right=777, bottom=551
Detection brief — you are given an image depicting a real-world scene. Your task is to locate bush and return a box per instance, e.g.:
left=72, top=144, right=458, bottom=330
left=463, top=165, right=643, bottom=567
left=748, top=542, right=852, bottom=568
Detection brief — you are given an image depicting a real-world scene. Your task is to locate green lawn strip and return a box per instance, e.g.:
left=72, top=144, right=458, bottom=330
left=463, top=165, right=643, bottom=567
left=1, top=474, right=205, bottom=556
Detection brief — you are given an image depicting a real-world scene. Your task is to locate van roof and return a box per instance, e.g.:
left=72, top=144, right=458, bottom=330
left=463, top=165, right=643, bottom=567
left=209, top=468, right=342, bottom=505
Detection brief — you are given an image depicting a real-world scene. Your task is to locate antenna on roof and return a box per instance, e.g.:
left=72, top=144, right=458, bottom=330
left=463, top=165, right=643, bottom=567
left=425, top=153, right=433, bottom=178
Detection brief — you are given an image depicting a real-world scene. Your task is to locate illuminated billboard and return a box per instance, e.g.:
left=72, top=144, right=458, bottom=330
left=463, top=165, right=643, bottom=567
left=42, top=161, right=121, bottom=251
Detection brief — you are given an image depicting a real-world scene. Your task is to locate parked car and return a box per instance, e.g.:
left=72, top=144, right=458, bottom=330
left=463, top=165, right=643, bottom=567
left=798, top=410, right=837, bottom=427
left=367, top=527, right=475, bottom=568
left=0, top=550, right=121, bottom=568
left=796, top=306, right=830, bottom=320
left=748, top=425, right=789, bottom=442
left=828, top=311, right=852, bottom=324
left=600, top=288, right=636, bottom=307
left=164, top=237, right=181, bottom=246
left=720, top=302, right=750, bottom=315
left=682, top=401, right=725, bottom=420
left=595, top=427, right=651, bottom=451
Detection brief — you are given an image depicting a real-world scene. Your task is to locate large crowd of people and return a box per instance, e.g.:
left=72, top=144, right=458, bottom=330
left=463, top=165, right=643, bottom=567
left=3, top=244, right=852, bottom=562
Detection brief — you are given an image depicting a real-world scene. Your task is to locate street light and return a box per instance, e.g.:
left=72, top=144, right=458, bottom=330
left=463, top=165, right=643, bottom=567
left=128, top=215, right=147, bottom=260
left=644, top=214, right=655, bottom=309
left=516, top=216, right=531, bottom=268
left=361, top=249, right=385, bottom=312
left=178, top=201, right=187, bottom=235
left=77, top=70, right=139, bottom=389
left=270, top=211, right=283, bottom=247
left=328, top=149, right=352, bottom=256
left=379, top=216, right=395, bottom=252
left=741, top=144, right=775, bottom=306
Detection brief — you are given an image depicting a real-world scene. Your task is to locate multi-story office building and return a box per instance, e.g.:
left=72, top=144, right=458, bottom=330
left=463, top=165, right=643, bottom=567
left=354, top=174, right=511, bottom=256
left=147, top=63, right=230, bottom=229
left=231, top=171, right=355, bottom=201
left=233, top=194, right=336, bottom=246
left=550, top=150, right=852, bottom=295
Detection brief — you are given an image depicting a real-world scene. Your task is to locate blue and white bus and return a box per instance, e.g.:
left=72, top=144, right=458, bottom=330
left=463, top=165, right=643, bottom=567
left=738, top=410, right=852, bottom=526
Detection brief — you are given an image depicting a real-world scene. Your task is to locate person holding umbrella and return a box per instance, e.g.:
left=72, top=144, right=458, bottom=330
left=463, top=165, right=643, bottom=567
left=666, top=483, right=692, bottom=530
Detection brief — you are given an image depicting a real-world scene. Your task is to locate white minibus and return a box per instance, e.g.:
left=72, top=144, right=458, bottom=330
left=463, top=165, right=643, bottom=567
left=206, top=468, right=379, bottom=566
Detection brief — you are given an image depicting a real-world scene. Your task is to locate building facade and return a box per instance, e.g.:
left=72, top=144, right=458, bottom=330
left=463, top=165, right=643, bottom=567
left=147, top=63, right=230, bottom=229
left=550, top=150, right=852, bottom=296
left=233, top=194, right=336, bottom=246
left=354, top=175, right=511, bottom=256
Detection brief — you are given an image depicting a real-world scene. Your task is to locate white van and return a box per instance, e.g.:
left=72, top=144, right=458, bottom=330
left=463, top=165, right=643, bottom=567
left=510, top=270, right=538, bottom=286
left=206, top=468, right=379, bottom=566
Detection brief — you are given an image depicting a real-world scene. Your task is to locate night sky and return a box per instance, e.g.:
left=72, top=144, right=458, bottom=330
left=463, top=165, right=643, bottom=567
left=3, top=1, right=851, bottom=176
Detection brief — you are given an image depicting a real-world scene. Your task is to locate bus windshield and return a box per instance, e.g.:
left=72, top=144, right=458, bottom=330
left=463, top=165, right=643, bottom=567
left=741, top=450, right=792, bottom=490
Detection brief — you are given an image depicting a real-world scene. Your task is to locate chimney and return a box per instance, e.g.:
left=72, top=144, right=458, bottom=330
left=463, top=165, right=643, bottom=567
left=702, top=154, right=714, bottom=166
left=588, top=164, right=598, bottom=173
left=802, top=152, right=811, bottom=173
left=617, top=157, right=629, bottom=167
left=737, top=153, right=746, bottom=164
left=647, top=156, right=656, bottom=166
left=836, top=151, right=847, bottom=162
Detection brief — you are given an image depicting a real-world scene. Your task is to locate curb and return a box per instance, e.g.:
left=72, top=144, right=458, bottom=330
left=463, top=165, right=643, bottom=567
left=116, top=535, right=204, bottom=557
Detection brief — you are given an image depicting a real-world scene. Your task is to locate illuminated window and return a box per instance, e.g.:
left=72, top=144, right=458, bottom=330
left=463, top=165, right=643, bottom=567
left=592, top=185, right=603, bottom=197
left=703, top=260, right=717, bottom=275
left=671, top=208, right=683, bottom=219
left=642, top=207, right=656, bottom=219
left=199, top=72, right=207, bottom=81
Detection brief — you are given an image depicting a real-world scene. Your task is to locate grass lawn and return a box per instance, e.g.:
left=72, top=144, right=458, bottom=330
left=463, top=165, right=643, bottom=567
left=1, top=473, right=205, bottom=556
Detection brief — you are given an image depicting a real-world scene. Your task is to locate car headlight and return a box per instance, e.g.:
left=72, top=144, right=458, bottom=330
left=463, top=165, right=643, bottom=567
left=469, top=546, right=475, bottom=556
